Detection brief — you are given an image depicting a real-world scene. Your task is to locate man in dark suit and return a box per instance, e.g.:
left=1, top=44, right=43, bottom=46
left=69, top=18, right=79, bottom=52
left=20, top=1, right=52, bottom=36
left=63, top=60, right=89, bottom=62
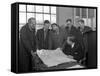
left=19, top=17, right=36, bottom=72
left=78, top=19, right=92, bottom=65
left=63, top=36, right=84, bottom=61
left=78, top=19, right=92, bottom=52
left=63, top=19, right=84, bottom=61
left=65, top=19, right=84, bottom=46
left=36, top=20, right=51, bottom=50
left=78, top=19, right=92, bottom=34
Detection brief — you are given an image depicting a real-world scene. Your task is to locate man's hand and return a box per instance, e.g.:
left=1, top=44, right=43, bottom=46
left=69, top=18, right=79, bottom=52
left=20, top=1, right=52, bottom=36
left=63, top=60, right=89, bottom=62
left=31, top=50, right=36, bottom=57
left=56, top=48, right=62, bottom=51
left=67, top=55, right=74, bottom=59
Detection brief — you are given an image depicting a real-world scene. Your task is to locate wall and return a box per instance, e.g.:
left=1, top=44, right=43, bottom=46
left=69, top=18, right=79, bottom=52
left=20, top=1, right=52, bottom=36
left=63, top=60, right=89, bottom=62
left=57, top=7, right=74, bottom=26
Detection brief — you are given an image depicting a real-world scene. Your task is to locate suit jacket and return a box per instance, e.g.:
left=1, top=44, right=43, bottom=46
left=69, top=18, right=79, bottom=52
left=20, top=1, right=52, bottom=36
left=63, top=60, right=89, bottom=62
left=82, top=26, right=92, bottom=34
left=49, top=27, right=68, bottom=50
left=20, top=23, right=36, bottom=53
left=82, top=26, right=92, bottom=52
left=63, top=40, right=84, bottom=61
left=86, top=31, right=97, bottom=68
left=36, top=29, right=51, bottom=50
left=62, top=26, right=85, bottom=61
left=19, top=23, right=36, bottom=72
left=65, top=26, right=84, bottom=50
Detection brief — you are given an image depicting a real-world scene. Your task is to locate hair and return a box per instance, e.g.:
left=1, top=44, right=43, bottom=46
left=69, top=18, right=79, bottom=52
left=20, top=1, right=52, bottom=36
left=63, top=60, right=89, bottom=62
left=78, top=19, right=84, bottom=24
left=66, top=19, right=72, bottom=22
left=44, top=20, right=50, bottom=24
left=28, top=17, right=35, bottom=23
left=51, top=23, right=59, bottom=29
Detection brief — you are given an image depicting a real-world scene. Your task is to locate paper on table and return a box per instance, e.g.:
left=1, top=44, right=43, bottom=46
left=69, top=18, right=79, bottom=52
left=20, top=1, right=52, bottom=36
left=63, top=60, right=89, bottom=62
left=66, top=64, right=84, bottom=69
left=37, top=48, right=76, bottom=67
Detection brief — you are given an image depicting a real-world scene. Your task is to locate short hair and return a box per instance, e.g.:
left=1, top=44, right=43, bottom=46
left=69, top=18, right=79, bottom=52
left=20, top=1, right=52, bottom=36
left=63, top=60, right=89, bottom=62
left=28, top=17, right=35, bottom=23
left=51, top=23, right=58, bottom=26
left=78, top=19, right=84, bottom=24
left=66, top=19, right=72, bottom=22
left=44, top=20, right=50, bottom=24
left=51, top=23, right=59, bottom=28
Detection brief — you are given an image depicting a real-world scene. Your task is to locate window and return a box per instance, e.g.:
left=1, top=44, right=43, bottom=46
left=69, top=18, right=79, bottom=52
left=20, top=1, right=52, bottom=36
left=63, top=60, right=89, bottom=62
left=88, top=9, right=94, bottom=18
left=27, top=13, right=35, bottom=22
left=44, top=14, right=50, bottom=21
left=19, top=13, right=26, bottom=24
left=36, top=5, right=43, bottom=12
left=74, top=8, right=96, bottom=30
left=36, top=13, right=43, bottom=24
left=82, top=8, right=87, bottom=18
left=76, top=8, right=80, bottom=17
left=51, top=6, right=56, bottom=14
left=19, top=4, right=57, bottom=31
left=51, top=15, right=56, bottom=24
left=27, top=5, right=35, bottom=12
left=44, top=6, right=50, bottom=13
left=19, top=5, right=26, bottom=12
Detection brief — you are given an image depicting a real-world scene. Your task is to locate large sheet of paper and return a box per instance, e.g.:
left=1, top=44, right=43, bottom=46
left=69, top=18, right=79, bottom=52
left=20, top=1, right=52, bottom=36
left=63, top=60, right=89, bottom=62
left=66, top=64, right=84, bottom=69
left=37, top=48, right=76, bottom=67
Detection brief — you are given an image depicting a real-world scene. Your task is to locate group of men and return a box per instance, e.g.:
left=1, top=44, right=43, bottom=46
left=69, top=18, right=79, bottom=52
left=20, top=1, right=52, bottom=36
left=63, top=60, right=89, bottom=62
left=19, top=17, right=92, bottom=72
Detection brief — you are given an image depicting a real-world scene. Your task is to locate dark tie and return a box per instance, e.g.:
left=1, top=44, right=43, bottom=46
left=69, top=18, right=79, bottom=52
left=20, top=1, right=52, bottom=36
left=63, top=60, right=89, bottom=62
left=44, top=30, right=47, bottom=40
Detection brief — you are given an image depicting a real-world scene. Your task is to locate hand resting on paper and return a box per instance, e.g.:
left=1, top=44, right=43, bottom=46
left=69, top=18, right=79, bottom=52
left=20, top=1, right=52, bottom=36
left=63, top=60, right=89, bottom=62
left=56, top=48, right=62, bottom=51
left=67, top=55, right=74, bottom=59
left=31, top=50, right=37, bottom=57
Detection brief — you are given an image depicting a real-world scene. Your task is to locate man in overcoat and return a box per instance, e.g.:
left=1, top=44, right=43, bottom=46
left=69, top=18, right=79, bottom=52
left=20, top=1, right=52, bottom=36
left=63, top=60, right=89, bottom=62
left=19, top=17, right=36, bottom=72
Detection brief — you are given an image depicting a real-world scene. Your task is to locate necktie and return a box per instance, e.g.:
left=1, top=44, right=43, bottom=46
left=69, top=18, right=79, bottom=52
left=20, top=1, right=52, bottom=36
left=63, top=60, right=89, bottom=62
left=44, top=30, right=47, bottom=40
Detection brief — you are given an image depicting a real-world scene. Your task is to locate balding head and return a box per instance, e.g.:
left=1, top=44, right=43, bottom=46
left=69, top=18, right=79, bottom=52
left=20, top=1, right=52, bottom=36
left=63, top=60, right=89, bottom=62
left=28, top=17, right=36, bottom=29
left=28, top=17, right=36, bottom=23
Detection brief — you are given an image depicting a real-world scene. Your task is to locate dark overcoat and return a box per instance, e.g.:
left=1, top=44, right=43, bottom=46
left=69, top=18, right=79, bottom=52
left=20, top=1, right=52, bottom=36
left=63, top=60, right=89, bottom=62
left=36, top=29, right=51, bottom=50
left=19, top=23, right=36, bottom=72
left=63, top=26, right=85, bottom=61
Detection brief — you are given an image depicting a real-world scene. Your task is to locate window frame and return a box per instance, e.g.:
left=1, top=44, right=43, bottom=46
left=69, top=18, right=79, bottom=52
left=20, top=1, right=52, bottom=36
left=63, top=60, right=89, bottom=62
left=19, top=4, right=57, bottom=28
left=74, top=8, right=96, bottom=29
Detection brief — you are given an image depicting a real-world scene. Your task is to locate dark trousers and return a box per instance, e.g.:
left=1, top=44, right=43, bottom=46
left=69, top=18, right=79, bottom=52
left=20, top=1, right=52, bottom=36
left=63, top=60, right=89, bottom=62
left=18, top=43, right=32, bottom=73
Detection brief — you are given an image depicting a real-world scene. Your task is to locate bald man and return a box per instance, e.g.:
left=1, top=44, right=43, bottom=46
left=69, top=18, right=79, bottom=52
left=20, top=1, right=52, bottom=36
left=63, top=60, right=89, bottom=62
left=19, top=17, right=36, bottom=72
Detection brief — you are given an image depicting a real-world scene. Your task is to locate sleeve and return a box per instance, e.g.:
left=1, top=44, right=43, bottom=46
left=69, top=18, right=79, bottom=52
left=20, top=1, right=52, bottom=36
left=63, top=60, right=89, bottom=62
left=84, top=26, right=92, bottom=33
left=36, top=30, right=42, bottom=50
left=73, top=41, right=85, bottom=61
left=48, top=31, right=53, bottom=50
left=20, top=28, right=33, bottom=54
left=61, top=28, right=68, bottom=49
